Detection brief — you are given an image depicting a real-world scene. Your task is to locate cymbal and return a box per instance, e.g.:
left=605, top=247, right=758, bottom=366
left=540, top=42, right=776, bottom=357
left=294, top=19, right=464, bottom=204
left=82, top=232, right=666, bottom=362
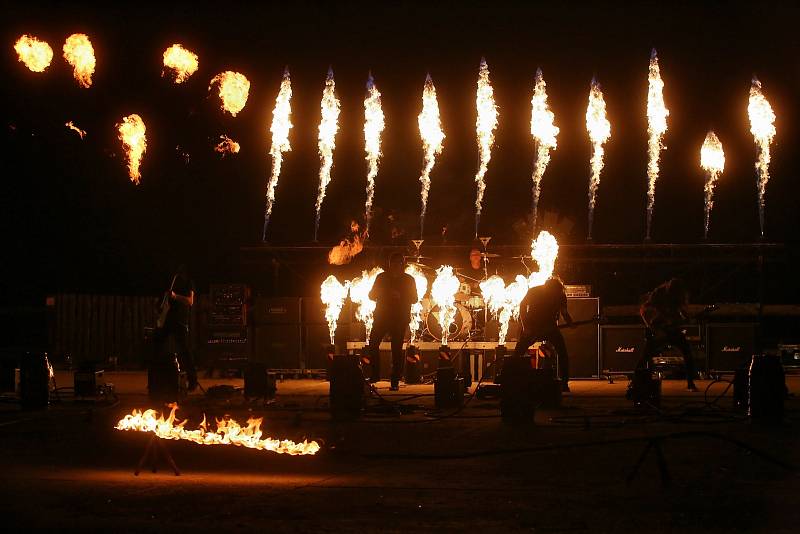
left=407, top=261, right=434, bottom=270
left=510, top=255, right=532, bottom=259
left=480, top=252, right=500, bottom=258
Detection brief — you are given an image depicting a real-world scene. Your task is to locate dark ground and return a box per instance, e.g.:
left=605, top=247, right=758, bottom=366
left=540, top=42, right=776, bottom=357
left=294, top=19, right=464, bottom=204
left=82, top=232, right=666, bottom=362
left=1, top=373, right=798, bottom=532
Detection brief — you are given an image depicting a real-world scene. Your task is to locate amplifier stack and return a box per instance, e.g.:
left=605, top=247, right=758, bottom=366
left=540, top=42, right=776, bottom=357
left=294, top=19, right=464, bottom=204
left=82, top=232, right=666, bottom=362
left=205, top=284, right=251, bottom=371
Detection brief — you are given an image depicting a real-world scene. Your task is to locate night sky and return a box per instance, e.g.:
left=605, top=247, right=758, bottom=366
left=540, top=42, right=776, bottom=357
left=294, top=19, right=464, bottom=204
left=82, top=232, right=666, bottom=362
left=2, top=1, right=798, bottom=303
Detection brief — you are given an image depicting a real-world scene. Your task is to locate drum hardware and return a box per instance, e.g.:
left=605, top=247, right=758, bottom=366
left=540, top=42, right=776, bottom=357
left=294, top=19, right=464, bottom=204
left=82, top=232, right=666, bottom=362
left=480, top=253, right=500, bottom=258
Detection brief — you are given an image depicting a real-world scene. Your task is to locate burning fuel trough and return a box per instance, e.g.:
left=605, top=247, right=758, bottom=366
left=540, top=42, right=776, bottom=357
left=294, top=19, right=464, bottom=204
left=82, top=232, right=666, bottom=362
left=417, top=74, right=445, bottom=237
left=115, top=404, right=319, bottom=455
left=363, top=73, right=385, bottom=232
left=701, top=131, right=725, bottom=239
left=585, top=77, right=611, bottom=241
left=349, top=267, right=384, bottom=341
left=473, top=58, right=499, bottom=236
left=62, top=33, right=96, bottom=88
left=645, top=49, right=670, bottom=241
left=530, top=68, right=559, bottom=230
left=214, top=135, right=240, bottom=156
left=116, top=114, right=147, bottom=185
left=263, top=68, right=293, bottom=241
left=162, top=44, right=199, bottom=84
left=314, top=68, right=341, bottom=241
left=14, top=34, right=53, bottom=72
left=748, top=77, right=777, bottom=237
left=209, top=71, right=250, bottom=117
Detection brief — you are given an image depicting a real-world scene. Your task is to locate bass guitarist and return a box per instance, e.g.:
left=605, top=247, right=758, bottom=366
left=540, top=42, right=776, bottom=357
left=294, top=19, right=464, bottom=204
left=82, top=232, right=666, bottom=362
left=154, top=265, right=197, bottom=391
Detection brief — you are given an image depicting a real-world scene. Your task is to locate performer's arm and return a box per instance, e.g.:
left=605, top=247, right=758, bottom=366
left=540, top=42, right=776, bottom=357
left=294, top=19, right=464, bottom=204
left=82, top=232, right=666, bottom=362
left=560, top=291, right=573, bottom=326
left=171, top=290, right=194, bottom=307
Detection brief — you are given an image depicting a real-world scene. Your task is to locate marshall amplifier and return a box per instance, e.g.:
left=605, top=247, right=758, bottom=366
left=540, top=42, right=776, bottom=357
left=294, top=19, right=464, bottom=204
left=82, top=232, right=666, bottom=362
left=253, top=297, right=301, bottom=325
left=601, top=324, right=647, bottom=374
left=706, top=323, right=757, bottom=372
left=561, top=297, right=599, bottom=378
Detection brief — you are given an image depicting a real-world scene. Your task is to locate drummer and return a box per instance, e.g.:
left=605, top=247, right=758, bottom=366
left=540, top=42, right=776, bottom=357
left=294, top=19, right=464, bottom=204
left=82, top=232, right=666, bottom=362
left=458, top=245, right=487, bottom=287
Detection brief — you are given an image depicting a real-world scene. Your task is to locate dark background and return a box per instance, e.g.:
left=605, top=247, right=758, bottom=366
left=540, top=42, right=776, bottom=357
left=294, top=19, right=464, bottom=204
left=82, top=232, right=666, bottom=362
left=1, top=0, right=798, bottom=304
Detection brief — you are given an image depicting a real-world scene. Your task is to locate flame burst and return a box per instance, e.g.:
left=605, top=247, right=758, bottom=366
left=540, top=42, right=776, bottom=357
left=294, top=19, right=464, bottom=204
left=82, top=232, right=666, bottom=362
left=586, top=78, right=611, bottom=240
left=748, top=77, right=777, bottom=237
left=116, top=114, right=147, bottom=185
left=473, top=58, right=499, bottom=235
left=321, top=275, right=349, bottom=345
left=14, top=35, right=53, bottom=72
left=115, top=404, right=319, bottom=455
left=530, top=68, right=559, bottom=230
left=65, top=121, right=86, bottom=139
left=214, top=135, right=240, bottom=156
left=349, top=267, right=384, bottom=341
left=209, top=71, right=250, bottom=116
left=405, top=264, right=429, bottom=344
left=700, top=131, right=725, bottom=239
left=162, top=44, right=198, bottom=84
left=363, top=73, right=385, bottom=231
left=263, top=68, right=293, bottom=241
left=481, top=275, right=530, bottom=346
left=431, top=266, right=460, bottom=345
left=528, top=230, right=559, bottom=288
left=314, top=68, right=341, bottom=241
left=417, top=74, right=445, bottom=237
left=62, top=33, right=95, bottom=88
left=645, top=49, right=670, bottom=240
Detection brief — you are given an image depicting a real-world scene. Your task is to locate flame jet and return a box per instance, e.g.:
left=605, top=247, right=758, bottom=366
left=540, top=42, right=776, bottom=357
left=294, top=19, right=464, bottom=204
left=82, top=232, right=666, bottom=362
left=363, top=73, right=385, bottom=232
left=700, top=131, right=725, bottom=239
left=645, top=49, right=670, bottom=240
left=320, top=275, right=349, bottom=345
left=585, top=77, right=611, bottom=240
left=65, top=121, right=86, bottom=139
left=528, top=230, right=559, bottom=288
left=162, top=44, right=198, bottom=83
left=214, top=135, right=240, bottom=156
left=417, top=74, right=445, bottom=237
left=314, top=67, right=341, bottom=241
left=209, top=71, right=250, bottom=116
left=116, top=114, right=147, bottom=185
left=349, top=267, right=384, bottom=341
left=748, top=76, right=776, bottom=237
left=263, top=68, right=293, bottom=241
left=63, top=33, right=95, bottom=88
left=431, top=266, right=459, bottom=345
left=473, top=58, right=499, bottom=236
left=14, top=35, right=53, bottom=72
left=405, top=264, right=429, bottom=344
left=530, top=67, right=559, bottom=231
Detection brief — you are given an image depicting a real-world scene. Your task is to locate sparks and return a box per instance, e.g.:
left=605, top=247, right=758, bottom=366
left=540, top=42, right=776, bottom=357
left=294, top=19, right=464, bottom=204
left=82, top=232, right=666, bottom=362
left=417, top=74, right=445, bottom=237
left=65, top=121, right=86, bottom=139
left=162, top=44, right=199, bottom=84
left=349, top=267, right=384, bottom=341
left=430, top=266, right=459, bottom=345
left=748, top=76, right=777, bottom=237
left=700, top=131, right=725, bottom=239
left=320, top=275, right=349, bottom=345
left=586, top=77, right=611, bottom=240
left=116, top=114, right=147, bottom=185
left=209, top=71, right=250, bottom=116
left=115, top=404, right=320, bottom=456
left=14, top=35, right=53, bottom=73
left=314, top=67, right=341, bottom=241
left=530, top=67, right=559, bottom=230
left=645, top=49, right=670, bottom=240
left=363, top=73, right=385, bottom=232
left=214, top=135, right=240, bottom=156
left=263, top=68, right=293, bottom=241
left=404, top=264, right=429, bottom=344
left=473, top=58, right=499, bottom=236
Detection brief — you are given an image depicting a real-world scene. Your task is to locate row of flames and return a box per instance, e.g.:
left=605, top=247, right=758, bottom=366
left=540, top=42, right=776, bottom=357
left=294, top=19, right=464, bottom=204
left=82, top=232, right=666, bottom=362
left=15, top=37, right=776, bottom=237
left=115, top=403, right=320, bottom=455
left=321, top=232, right=559, bottom=347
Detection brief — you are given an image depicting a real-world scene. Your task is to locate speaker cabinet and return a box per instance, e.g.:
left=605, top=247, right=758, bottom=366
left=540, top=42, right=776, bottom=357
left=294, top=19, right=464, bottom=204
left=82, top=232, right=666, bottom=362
left=253, top=297, right=301, bottom=325
left=601, top=324, right=647, bottom=373
left=706, top=323, right=757, bottom=372
left=254, top=325, right=302, bottom=369
left=562, top=298, right=600, bottom=378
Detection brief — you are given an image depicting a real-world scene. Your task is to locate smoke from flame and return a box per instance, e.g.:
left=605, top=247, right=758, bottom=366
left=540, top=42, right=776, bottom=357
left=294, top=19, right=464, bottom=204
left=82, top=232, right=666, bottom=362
left=209, top=71, right=250, bottom=116
left=405, top=264, right=429, bottom=344
left=321, top=275, right=349, bottom=345
left=530, top=67, right=559, bottom=230
left=417, top=74, right=445, bottom=237
left=162, top=44, right=198, bottom=84
left=748, top=76, right=776, bottom=237
left=115, top=403, right=319, bottom=455
left=473, top=58, right=499, bottom=235
left=214, top=135, right=240, bottom=156
left=62, top=33, right=95, bottom=88
left=363, top=73, right=385, bottom=231
left=263, top=68, right=293, bottom=241
left=700, top=131, right=725, bottom=239
left=645, top=49, right=670, bottom=240
left=586, top=77, right=611, bottom=240
left=14, top=35, right=53, bottom=72
left=116, top=114, right=147, bottom=185
left=314, top=68, right=341, bottom=241
left=349, top=267, right=384, bottom=341
left=431, top=265, right=459, bottom=345
left=65, top=121, right=86, bottom=139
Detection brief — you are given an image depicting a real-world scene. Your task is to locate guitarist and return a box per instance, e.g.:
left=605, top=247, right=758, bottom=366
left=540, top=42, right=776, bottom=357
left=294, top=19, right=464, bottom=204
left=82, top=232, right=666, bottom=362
left=154, top=265, right=197, bottom=391
left=514, top=276, right=574, bottom=392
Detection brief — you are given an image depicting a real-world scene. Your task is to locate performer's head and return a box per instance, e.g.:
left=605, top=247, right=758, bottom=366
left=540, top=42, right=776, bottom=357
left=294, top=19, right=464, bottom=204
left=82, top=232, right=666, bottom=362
left=469, top=247, right=482, bottom=269
left=388, top=251, right=406, bottom=273
left=664, top=277, right=688, bottom=305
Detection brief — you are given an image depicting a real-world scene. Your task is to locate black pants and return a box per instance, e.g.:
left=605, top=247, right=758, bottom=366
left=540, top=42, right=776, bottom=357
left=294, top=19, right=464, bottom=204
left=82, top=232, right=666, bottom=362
left=642, top=328, right=696, bottom=386
left=154, top=321, right=197, bottom=384
left=513, top=325, right=570, bottom=383
left=367, top=315, right=407, bottom=383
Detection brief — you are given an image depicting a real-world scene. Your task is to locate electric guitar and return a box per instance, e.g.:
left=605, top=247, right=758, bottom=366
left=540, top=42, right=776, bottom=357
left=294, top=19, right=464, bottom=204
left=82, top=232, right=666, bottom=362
left=156, top=274, right=177, bottom=329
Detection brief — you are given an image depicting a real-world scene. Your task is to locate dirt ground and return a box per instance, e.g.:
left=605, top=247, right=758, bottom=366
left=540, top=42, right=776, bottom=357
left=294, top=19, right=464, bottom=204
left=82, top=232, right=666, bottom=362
left=1, top=372, right=798, bottom=533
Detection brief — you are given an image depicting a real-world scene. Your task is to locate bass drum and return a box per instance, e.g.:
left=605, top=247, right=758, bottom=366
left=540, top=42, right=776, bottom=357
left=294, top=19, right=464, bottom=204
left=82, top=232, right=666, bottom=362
left=424, top=303, right=473, bottom=342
